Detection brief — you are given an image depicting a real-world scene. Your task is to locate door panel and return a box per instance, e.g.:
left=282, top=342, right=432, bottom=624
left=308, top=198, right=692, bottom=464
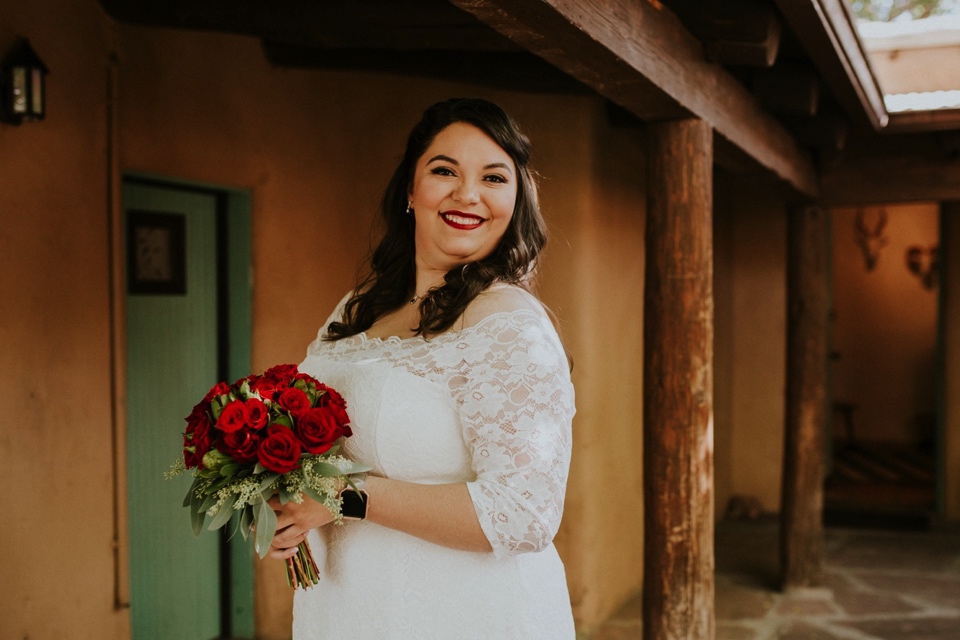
left=125, top=182, right=222, bottom=640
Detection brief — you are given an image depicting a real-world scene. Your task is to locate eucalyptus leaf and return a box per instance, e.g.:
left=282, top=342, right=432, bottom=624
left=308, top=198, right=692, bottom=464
left=273, top=414, right=293, bottom=429
left=258, top=473, right=280, bottom=494
left=199, top=494, right=217, bottom=514
left=208, top=475, right=233, bottom=493
left=189, top=482, right=204, bottom=515
left=221, top=463, right=241, bottom=478
left=208, top=502, right=235, bottom=531
left=225, top=511, right=239, bottom=540
left=254, top=463, right=266, bottom=475
left=340, top=461, right=372, bottom=475
left=312, top=461, right=348, bottom=477
left=182, top=477, right=200, bottom=508
left=240, top=505, right=253, bottom=541
left=254, top=500, right=278, bottom=559
left=190, top=503, right=206, bottom=537
left=301, top=485, right=329, bottom=505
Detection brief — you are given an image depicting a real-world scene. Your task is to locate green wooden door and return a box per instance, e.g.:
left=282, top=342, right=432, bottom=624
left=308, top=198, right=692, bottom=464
left=125, top=181, right=223, bottom=640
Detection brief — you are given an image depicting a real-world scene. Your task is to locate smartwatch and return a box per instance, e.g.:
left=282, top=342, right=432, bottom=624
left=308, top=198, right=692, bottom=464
left=340, top=474, right=368, bottom=520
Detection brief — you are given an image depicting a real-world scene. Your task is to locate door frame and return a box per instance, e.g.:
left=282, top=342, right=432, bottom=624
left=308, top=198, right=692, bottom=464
left=117, top=172, right=254, bottom=638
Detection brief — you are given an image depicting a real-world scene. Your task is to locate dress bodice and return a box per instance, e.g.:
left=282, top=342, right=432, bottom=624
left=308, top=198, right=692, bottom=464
left=299, top=303, right=575, bottom=557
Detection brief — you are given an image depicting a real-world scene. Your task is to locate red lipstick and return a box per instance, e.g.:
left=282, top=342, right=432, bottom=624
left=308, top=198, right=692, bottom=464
left=439, top=210, right=485, bottom=230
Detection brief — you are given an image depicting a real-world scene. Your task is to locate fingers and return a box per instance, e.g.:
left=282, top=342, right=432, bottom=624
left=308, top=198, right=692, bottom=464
left=267, top=527, right=310, bottom=560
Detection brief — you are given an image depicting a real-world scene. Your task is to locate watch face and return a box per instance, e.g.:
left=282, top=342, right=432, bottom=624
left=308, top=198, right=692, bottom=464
left=341, top=489, right=367, bottom=520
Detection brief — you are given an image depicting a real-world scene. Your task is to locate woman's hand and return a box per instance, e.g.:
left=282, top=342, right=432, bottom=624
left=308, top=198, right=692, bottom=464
left=266, top=494, right=337, bottom=560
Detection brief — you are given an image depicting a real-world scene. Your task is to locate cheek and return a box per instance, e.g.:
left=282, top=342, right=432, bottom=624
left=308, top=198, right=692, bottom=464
left=492, top=192, right=517, bottom=221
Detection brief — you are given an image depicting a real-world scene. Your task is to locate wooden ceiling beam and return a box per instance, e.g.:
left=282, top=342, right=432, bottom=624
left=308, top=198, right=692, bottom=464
left=666, top=0, right=782, bottom=68
left=447, top=0, right=818, bottom=198
left=886, top=109, right=960, bottom=134
left=822, top=154, right=960, bottom=205
left=753, top=64, right=821, bottom=118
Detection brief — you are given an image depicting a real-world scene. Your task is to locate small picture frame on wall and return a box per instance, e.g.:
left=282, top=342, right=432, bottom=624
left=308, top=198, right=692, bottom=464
left=127, top=210, right=186, bottom=295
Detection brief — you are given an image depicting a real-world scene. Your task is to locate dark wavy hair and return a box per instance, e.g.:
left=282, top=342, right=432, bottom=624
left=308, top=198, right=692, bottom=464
left=325, top=98, right=547, bottom=340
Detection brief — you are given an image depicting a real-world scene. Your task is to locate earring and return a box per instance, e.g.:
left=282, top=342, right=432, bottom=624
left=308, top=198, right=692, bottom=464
left=406, top=201, right=413, bottom=215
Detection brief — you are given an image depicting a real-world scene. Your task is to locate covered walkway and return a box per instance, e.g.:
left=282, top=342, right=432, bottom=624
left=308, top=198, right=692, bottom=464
left=591, top=519, right=960, bottom=639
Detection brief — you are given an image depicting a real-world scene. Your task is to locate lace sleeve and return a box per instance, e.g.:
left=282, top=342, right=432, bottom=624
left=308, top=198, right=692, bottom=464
left=453, top=311, right=575, bottom=559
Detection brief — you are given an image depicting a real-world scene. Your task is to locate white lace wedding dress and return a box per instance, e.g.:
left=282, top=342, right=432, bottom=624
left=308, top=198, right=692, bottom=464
left=293, top=288, right=576, bottom=639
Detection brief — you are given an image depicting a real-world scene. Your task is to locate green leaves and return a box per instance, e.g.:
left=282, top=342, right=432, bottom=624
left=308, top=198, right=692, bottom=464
left=254, top=496, right=277, bottom=559
left=208, top=500, right=236, bottom=531
left=189, top=484, right=206, bottom=537
left=176, top=450, right=370, bottom=558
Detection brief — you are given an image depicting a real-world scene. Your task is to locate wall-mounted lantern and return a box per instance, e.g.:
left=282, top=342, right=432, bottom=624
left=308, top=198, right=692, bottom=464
left=1, top=38, right=49, bottom=125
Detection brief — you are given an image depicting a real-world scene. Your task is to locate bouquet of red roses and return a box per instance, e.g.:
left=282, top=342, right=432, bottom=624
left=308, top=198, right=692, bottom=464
left=166, top=363, right=368, bottom=589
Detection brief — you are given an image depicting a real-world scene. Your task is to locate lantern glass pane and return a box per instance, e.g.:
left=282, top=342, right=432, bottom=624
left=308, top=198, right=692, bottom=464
left=31, top=68, right=43, bottom=116
left=12, top=67, right=27, bottom=114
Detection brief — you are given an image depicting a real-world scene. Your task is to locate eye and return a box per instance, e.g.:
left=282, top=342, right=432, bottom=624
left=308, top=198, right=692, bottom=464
left=484, top=174, right=508, bottom=184
left=430, top=166, right=456, bottom=177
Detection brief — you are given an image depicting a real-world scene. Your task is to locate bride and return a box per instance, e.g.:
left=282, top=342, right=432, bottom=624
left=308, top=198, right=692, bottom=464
left=267, top=97, right=576, bottom=640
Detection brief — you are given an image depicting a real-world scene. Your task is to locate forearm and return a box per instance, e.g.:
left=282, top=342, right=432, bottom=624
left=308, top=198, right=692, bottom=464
left=361, top=475, right=492, bottom=553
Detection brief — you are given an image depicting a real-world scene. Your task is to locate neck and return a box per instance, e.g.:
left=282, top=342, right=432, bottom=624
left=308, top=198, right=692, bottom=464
left=412, top=264, right=449, bottom=301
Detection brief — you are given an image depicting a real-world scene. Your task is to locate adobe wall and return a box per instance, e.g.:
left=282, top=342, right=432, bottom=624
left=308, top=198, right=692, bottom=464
left=831, top=204, right=939, bottom=446
left=0, top=2, right=129, bottom=638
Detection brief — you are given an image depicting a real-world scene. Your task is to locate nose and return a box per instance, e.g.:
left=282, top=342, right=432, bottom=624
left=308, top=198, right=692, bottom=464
left=453, top=178, right=480, bottom=205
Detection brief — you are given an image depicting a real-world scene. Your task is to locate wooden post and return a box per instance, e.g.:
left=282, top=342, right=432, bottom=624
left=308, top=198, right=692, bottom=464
left=780, top=204, right=828, bottom=588
left=643, top=118, right=715, bottom=640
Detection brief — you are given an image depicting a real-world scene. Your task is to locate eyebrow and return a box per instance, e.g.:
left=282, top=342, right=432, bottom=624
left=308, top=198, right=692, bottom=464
left=426, top=154, right=514, bottom=174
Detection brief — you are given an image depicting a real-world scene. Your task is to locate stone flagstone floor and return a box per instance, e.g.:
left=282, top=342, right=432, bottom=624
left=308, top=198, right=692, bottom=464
left=587, top=518, right=960, bottom=639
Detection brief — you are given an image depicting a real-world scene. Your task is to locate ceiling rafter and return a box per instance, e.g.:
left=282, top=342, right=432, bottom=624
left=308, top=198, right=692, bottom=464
left=447, top=0, right=819, bottom=197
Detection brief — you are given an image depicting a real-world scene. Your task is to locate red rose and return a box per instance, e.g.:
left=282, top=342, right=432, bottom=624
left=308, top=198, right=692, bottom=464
left=216, top=400, right=247, bottom=433
left=203, top=381, right=231, bottom=402
left=258, top=424, right=302, bottom=473
left=250, top=376, right=279, bottom=401
left=219, top=427, right=261, bottom=464
left=316, top=385, right=349, bottom=427
left=183, top=405, right=213, bottom=468
left=264, top=363, right=299, bottom=384
left=244, top=398, right=269, bottom=431
left=295, top=407, right=352, bottom=454
left=278, top=387, right=310, bottom=416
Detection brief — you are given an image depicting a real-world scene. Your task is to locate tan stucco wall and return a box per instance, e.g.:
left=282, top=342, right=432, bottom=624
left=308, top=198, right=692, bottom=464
left=725, top=178, right=788, bottom=513
left=831, top=204, right=939, bottom=446
left=2, top=1, right=649, bottom=636
left=0, top=3, right=129, bottom=639
left=561, top=114, right=646, bottom=625
left=713, top=173, right=736, bottom=518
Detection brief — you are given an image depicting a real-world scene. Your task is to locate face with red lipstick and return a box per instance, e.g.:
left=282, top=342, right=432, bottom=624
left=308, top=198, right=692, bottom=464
left=409, top=122, right=518, bottom=275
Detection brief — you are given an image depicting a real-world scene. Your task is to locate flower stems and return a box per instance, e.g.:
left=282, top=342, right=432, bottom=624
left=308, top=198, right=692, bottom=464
left=286, top=539, right=320, bottom=589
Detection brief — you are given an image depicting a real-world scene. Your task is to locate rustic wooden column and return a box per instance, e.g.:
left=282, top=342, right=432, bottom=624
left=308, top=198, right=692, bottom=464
left=780, top=203, right=828, bottom=588
left=643, top=118, right=715, bottom=640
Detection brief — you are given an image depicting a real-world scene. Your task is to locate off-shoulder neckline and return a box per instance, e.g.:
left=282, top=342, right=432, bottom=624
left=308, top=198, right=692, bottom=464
left=350, top=307, right=548, bottom=347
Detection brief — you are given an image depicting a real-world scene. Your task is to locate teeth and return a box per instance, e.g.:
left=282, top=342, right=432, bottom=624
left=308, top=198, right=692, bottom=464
left=443, top=214, right=483, bottom=226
